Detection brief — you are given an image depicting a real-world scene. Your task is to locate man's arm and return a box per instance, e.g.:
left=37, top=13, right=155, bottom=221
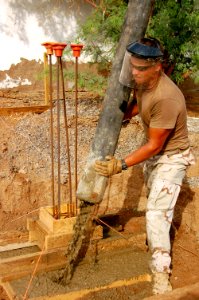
left=95, top=127, right=173, bottom=177
left=123, top=99, right=139, bottom=121
left=124, top=127, right=172, bottom=167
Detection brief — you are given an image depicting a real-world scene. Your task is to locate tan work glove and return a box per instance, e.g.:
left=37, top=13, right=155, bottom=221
left=94, top=156, right=122, bottom=177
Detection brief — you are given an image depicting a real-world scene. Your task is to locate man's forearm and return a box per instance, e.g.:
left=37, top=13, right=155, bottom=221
left=124, top=142, right=162, bottom=167
left=124, top=127, right=172, bottom=167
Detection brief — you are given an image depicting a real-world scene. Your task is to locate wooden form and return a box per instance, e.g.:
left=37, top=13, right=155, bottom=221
left=0, top=247, right=67, bottom=283
left=33, top=274, right=152, bottom=300
left=1, top=272, right=151, bottom=300
left=28, top=204, right=78, bottom=251
left=0, top=205, right=78, bottom=283
left=0, top=246, right=68, bottom=300
left=0, top=105, right=50, bottom=116
left=39, top=204, right=77, bottom=234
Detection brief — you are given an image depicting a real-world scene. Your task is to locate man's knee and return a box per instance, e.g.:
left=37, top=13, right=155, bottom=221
left=147, top=179, right=180, bottom=211
left=146, top=210, right=171, bottom=252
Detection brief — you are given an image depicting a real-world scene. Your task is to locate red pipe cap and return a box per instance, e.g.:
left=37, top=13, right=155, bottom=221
left=52, top=42, right=67, bottom=57
left=71, top=44, right=84, bottom=57
left=41, top=42, right=56, bottom=55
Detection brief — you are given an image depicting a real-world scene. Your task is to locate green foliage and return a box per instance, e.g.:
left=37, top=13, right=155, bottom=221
left=147, top=0, right=199, bottom=84
left=78, top=0, right=199, bottom=85
left=36, top=63, right=107, bottom=96
left=78, top=0, right=127, bottom=66
left=63, top=66, right=107, bottom=96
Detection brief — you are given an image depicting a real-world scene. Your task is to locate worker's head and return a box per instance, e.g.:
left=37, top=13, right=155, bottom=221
left=127, top=37, right=164, bottom=61
left=127, top=38, right=164, bottom=87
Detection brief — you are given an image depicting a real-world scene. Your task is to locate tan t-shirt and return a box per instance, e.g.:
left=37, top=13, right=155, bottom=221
left=136, top=72, right=189, bottom=153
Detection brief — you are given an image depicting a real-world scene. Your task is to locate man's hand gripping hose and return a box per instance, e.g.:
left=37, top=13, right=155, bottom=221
left=95, top=155, right=128, bottom=177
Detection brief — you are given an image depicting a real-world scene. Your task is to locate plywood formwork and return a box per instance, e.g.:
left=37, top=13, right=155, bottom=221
left=31, top=274, right=152, bottom=300
left=0, top=247, right=67, bottom=283
left=39, top=204, right=77, bottom=234
left=27, top=204, right=82, bottom=251
left=0, top=105, right=50, bottom=116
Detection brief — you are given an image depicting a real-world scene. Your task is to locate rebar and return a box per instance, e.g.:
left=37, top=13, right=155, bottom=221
left=49, top=53, right=56, bottom=217
left=42, top=42, right=81, bottom=218
left=56, top=56, right=61, bottom=219
left=74, top=56, right=78, bottom=215
left=59, top=57, right=73, bottom=216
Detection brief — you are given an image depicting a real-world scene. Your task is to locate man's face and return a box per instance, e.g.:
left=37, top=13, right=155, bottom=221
left=131, top=56, right=161, bottom=87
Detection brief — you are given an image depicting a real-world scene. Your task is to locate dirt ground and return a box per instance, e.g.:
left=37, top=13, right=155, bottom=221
left=0, top=59, right=199, bottom=299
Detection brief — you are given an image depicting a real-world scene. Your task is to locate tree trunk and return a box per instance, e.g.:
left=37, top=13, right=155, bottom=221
left=77, top=0, right=153, bottom=204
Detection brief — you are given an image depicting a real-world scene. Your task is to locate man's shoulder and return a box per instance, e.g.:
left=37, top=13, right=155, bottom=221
left=157, top=73, right=185, bottom=100
left=159, top=72, right=177, bottom=88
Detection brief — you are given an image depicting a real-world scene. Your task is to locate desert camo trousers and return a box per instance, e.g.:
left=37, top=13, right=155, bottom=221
left=143, top=148, right=195, bottom=274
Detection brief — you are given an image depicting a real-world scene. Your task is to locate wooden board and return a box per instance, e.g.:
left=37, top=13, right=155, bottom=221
left=0, top=105, right=50, bottom=116
left=0, top=247, right=67, bottom=283
left=39, top=205, right=77, bottom=234
left=27, top=218, right=74, bottom=250
left=1, top=274, right=151, bottom=300
left=1, top=282, right=16, bottom=300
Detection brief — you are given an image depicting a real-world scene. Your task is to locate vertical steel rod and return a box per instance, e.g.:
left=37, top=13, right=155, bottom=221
left=43, top=53, right=49, bottom=106
left=75, top=56, right=78, bottom=215
left=56, top=57, right=61, bottom=219
left=49, top=53, right=56, bottom=217
left=59, top=58, right=73, bottom=215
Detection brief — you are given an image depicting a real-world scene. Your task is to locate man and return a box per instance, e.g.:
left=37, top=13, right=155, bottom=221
left=95, top=38, right=195, bottom=294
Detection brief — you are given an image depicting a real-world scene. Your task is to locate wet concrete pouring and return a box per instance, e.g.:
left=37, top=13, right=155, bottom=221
left=58, top=201, right=95, bottom=284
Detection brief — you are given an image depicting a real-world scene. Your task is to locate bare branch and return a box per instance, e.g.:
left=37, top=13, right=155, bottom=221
left=84, top=0, right=98, bottom=8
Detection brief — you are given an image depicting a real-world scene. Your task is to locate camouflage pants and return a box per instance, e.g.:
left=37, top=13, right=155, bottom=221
left=143, top=148, right=195, bottom=274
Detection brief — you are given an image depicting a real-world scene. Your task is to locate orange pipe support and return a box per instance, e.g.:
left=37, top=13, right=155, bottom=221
left=41, top=42, right=55, bottom=55
left=52, top=43, right=67, bottom=57
left=70, top=44, right=84, bottom=58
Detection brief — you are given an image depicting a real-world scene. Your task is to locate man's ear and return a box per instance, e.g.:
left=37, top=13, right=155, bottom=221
left=155, top=62, right=162, bottom=72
